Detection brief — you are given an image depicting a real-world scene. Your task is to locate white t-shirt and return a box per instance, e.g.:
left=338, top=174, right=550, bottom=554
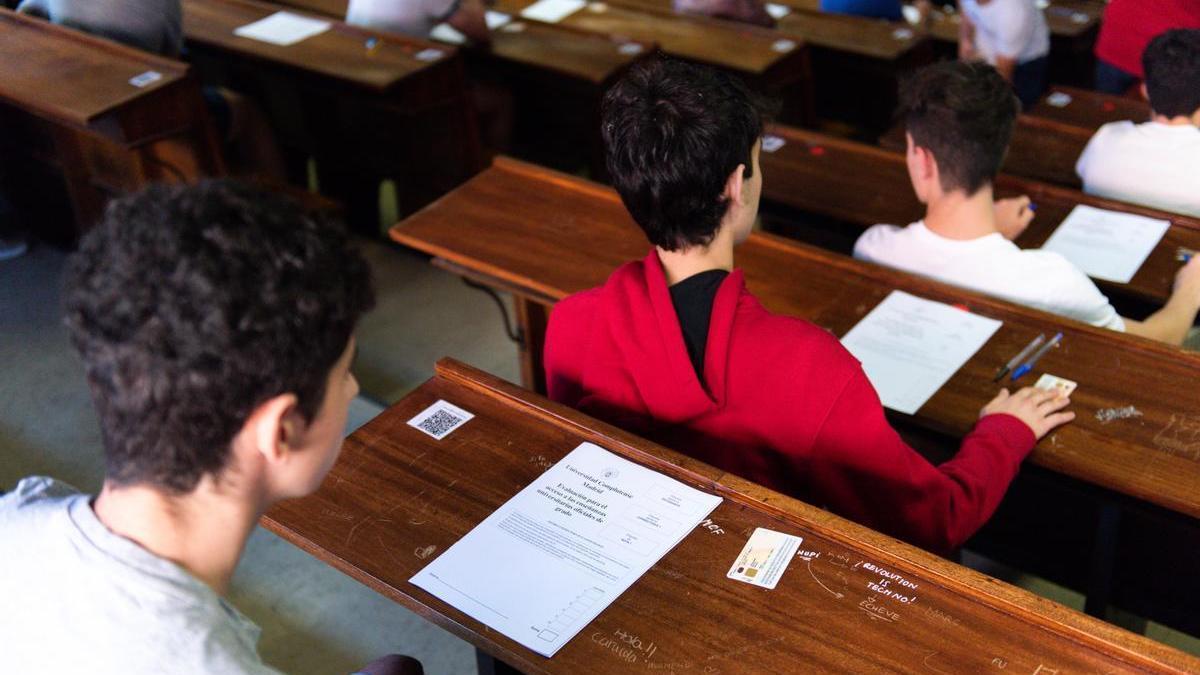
left=961, top=0, right=1050, bottom=65
left=1076, top=121, right=1200, bottom=219
left=0, top=477, right=281, bottom=675
left=854, top=220, right=1126, bottom=330
left=346, top=0, right=460, bottom=37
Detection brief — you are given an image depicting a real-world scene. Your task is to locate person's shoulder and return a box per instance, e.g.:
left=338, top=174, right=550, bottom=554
left=0, top=476, right=79, bottom=514
left=853, top=222, right=909, bottom=261
left=735, top=297, right=862, bottom=373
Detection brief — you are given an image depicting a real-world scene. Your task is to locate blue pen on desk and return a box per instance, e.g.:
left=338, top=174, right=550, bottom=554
left=1178, top=247, right=1196, bottom=263
left=1011, top=332, right=1062, bottom=382
left=993, top=333, right=1044, bottom=382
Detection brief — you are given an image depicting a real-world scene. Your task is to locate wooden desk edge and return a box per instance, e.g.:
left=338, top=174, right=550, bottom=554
left=0, top=8, right=192, bottom=125
left=271, top=356, right=1197, bottom=672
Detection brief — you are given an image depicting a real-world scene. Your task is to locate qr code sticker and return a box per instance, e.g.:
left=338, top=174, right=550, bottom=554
left=408, top=400, right=475, bottom=440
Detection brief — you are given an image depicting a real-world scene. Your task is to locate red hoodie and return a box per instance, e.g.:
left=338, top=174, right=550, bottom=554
left=544, top=250, right=1036, bottom=554
left=1095, top=0, right=1200, bottom=78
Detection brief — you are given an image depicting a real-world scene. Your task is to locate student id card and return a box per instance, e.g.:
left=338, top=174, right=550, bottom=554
left=726, top=527, right=802, bottom=590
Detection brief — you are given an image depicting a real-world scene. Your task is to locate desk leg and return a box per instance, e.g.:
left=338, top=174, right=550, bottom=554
left=1084, top=502, right=1120, bottom=618
left=475, top=649, right=522, bottom=675
left=515, top=298, right=549, bottom=395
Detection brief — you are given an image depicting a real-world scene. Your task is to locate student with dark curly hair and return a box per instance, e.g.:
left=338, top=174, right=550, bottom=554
left=544, top=57, right=1074, bottom=555
left=1077, top=29, right=1200, bottom=218
left=0, top=181, right=419, bottom=674
left=855, top=60, right=1200, bottom=346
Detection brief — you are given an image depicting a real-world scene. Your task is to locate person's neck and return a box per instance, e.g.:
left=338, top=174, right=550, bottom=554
left=92, top=475, right=264, bottom=596
left=1151, top=111, right=1200, bottom=127
left=655, top=224, right=736, bottom=286
left=922, top=184, right=998, bottom=241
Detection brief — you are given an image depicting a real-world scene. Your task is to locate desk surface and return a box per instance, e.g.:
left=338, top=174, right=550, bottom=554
left=0, top=9, right=190, bottom=130
left=183, top=0, right=456, bottom=92
left=1030, top=85, right=1151, bottom=131
left=923, top=0, right=1100, bottom=41
left=492, top=0, right=806, bottom=77
left=271, top=0, right=647, bottom=84
left=391, top=157, right=1200, bottom=521
left=777, top=8, right=926, bottom=60
left=264, top=358, right=1199, bottom=673
left=763, top=126, right=1200, bottom=308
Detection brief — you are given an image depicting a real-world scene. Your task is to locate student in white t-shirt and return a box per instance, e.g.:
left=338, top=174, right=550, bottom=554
left=855, top=61, right=1200, bottom=346
left=347, top=0, right=489, bottom=42
left=1076, top=29, right=1200, bottom=218
left=958, top=0, right=1050, bottom=107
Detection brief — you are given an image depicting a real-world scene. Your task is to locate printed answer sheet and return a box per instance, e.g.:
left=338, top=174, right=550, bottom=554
left=410, top=442, right=721, bottom=657
left=1041, top=205, right=1170, bottom=283
left=233, top=12, right=331, bottom=46
left=840, top=291, right=1002, bottom=415
left=519, top=0, right=586, bottom=23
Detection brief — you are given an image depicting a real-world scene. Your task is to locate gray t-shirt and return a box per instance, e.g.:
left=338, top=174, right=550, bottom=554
left=16, top=0, right=183, bottom=56
left=0, top=476, right=281, bottom=675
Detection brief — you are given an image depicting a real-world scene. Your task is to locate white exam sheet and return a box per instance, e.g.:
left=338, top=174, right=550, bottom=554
left=840, top=290, right=1002, bottom=415
left=410, top=441, right=721, bottom=657
left=520, top=0, right=587, bottom=23
left=233, top=12, right=331, bottom=46
left=1040, top=204, right=1170, bottom=284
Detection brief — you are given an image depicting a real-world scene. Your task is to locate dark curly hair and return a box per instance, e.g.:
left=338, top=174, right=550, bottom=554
left=63, top=180, right=375, bottom=493
left=900, top=60, right=1019, bottom=195
left=1144, top=29, right=1200, bottom=120
left=602, top=56, right=770, bottom=251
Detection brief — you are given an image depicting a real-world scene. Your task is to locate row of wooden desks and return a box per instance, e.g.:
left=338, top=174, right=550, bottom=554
left=1029, top=84, right=1151, bottom=131
left=391, top=156, right=1200, bottom=523
left=181, top=0, right=481, bottom=220
left=765, top=126, right=1200, bottom=312
left=264, top=357, right=1200, bottom=673
left=0, top=8, right=223, bottom=238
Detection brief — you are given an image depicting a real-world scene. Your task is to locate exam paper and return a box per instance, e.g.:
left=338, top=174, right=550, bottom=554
left=410, top=442, right=721, bottom=657
left=485, top=10, right=513, bottom=29
left=840, top=291, right=1002, bottom=415
left=429, top=23, right=466, bottom=44
left=520, top=0, right=586, bottom=23
left=1041, top=205, right=1169, bottom=284
left=234, top=12, right=331, bottom=46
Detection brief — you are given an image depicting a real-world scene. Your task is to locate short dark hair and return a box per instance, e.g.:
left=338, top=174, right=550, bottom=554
left=601, top=57, right=769, bottom=251
left=64, top=180, right=375, bottom=493
left=1143, top=29, right=1200, bottom=119
left=900, top=60, right=1019, bottom=195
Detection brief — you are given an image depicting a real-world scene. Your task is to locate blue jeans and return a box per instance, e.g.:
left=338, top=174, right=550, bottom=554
left=1094, top=59, right=1138, bottom=95
left=818, top=0, right=902, bottom=20
left=1013, top=55, right=1049, bottom=109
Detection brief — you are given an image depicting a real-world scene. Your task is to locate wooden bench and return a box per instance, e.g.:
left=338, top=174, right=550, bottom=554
left=1028, top=84, right=1151, bottom=130
left=0, top=8, right=223, bottom=240
left=263, top=357, right=1200, bottom=673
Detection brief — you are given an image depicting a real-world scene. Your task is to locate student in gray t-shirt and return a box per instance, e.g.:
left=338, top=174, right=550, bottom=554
left=0, top=181, right=415, bottom=674
left=16, top=0, right=183, bottom=56
left=346, top=0, right=490, bottom=43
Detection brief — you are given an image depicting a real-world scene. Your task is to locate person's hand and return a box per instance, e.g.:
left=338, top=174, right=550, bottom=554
left=980, top=387, right=1074, bottom=439
left=1173, top=255, right=1200, bottom=306
left=994, top=196, right=1035, bottom=240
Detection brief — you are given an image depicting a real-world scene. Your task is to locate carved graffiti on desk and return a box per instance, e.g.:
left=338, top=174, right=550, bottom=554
left=1154, top=413, right=1200, bottom=461
left=858, top=596, right=900, bottom=623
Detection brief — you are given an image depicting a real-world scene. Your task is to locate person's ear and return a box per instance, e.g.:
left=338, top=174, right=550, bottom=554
left=246, top=393, right=303, bottom=465
left=724, top=163, right=746, bottom=207
left=1139, top=82, right=1148, bottom=102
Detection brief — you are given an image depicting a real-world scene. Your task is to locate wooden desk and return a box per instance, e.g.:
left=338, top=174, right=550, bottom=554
left=182, top=0, right=480, bottom=220
left=490, top=0, right=811, bottom=89
left=762, top=126, right=1200, bottom=311
left=271, top=0, right=650, bottom=86
left=0, top=9, right=223, bottom=238
left=264, top=358, right=1200, bottom=674
left=922, top=0, right=1099, bottom=42
left=391, top=157, right=1200, bottom=523
left=1029, top=85, right=1151, bottom=131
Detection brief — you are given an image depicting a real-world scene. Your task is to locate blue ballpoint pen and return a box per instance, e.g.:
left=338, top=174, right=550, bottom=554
left=1011, top=332, right=1062, bottom=382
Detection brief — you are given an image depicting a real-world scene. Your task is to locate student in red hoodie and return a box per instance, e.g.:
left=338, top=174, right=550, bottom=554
left=544, top=57, right=1074, bottom=554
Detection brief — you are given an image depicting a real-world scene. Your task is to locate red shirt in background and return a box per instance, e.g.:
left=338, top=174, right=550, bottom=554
left=1095, top=0, right=1200, bottom=77
left=544, top=250, right=1036, bottom=554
